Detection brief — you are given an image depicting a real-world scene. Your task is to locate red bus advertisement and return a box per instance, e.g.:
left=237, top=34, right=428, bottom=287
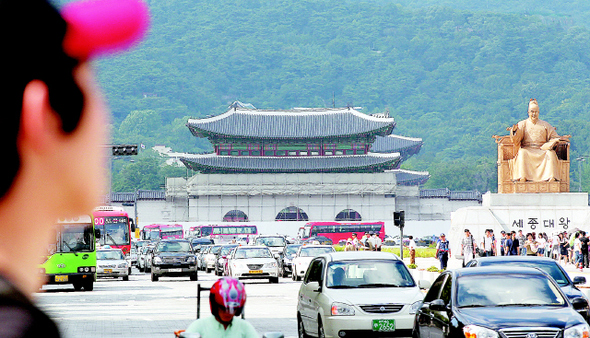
left=188, top=224, right=258, bottom=244
left=93, top=206, right=135, bottom=255
left=298, top=222, right=385, bottom=244
left=141, top=224, right=184, bottom=241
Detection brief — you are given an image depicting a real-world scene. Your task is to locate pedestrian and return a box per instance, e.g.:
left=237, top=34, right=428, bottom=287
left=500, top=231, right=507, bottom=256
left=0, top=0, right=148, bottom=336
left=351, top=232, right=359, bottom=251
left=524, top=233, right=538, bottom=256
left=581, top=231, right=589, bottom=268
left=344, top=238, right=355, bottom=251
left=560, top=233, right=570, bottom=265
left=370, top=233, right=382, bottom=251
left=536, top=232, right=546, bottom=257
left=461, top=229, right=476, bottom=267
left=407, top=236, right=417, bottom=265
left=436, top=233, right=450, bottom=270
left=480, top=229, right=495, bottom=257
left=574, top=232, right=583, bottom=270
left=516, top=230, right=526, bottom=256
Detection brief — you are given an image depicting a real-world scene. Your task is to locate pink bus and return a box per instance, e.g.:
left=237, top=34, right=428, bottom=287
left=298, top=222, right=385, bottom=244
left=187, top=224, right=258, bottom=244
left=140, top=224, right=184, bottom=241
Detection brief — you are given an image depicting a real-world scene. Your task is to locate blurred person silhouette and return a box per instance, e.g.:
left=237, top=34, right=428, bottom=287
left=185, top=277, right=258, bottom=337
left=0, top=0, right=148, bottom=336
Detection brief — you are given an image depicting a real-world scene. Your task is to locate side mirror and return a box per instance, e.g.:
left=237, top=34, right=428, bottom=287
left=571, top=297, right=588, bottom=310
left=429, top=299, right=448, bottom=312
left=94, top=229, right=101, bottom=238
left=307, top=281, right=322, bottom=293
left=418, top=280, right=432, bottom=290
left=573, top=276, right=587, bottom=285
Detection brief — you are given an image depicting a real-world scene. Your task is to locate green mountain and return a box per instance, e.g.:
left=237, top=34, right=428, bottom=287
left=85, top=0, right=590, bottom=192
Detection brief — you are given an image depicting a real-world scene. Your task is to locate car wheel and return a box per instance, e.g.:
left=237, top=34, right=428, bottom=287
left=123, top=275, right=129, bottom=281
left=190, top=273, right=198, bottom=281
left=151, top=273, right=159, bottom=282
left=73, top=282, right=83, bottom=291
left=83, top=280, right=94, bottom=291
left=270, top=277, right=279, bottom=284
left=297, top=314, right=309, bottom=338
left=282, top=268, right=288, bottom=278
left=206, top=268, right=212, bottom=273
left=318, top=318, right=326, bottom=338
left=292, top=270, right=296, bottom=281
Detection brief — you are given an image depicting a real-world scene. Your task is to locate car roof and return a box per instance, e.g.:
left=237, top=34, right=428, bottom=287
left=454, top=266, right=550, bottom=278
left=472, top=256, right=556, bottom=264
left=237, top=245, right=269, bottom=249
left=318, top=251, right=400, bottom=262
left=159, top=239, right=189, bottom=243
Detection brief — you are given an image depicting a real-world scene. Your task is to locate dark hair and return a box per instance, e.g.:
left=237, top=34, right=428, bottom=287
left=408, top=236, right=413, bottom=239
left=0, top=0, right=84, bottom=198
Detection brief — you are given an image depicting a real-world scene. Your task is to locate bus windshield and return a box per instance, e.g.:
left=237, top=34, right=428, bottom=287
left=95, top=216, right=129, bottom=246
left=57, top=224, right=94, bottom=253
left=161, top=226, right=183, bottom=237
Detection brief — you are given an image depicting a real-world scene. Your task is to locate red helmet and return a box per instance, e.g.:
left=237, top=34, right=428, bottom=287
left=209, top=277, right=246, bottom=316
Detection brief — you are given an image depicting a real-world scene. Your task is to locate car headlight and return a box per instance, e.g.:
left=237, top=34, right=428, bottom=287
left=153, top=257, right=162, bottom=265
left=331, top=302, right=355, bottom=316
left=564, top=324, right=590, bottom=338
left=409, top=300, right=422, bottom=315
left=186, top=256, right=196, bottom=264
left=218, top=258, right=224, bottom=264
left=264, top=261, right=277, bottom=268
left=463, top=325, right=498, bottom=338
left=117, top=263, right=127, bottom=268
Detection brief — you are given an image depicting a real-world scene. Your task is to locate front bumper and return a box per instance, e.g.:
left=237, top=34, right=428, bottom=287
left=152, top=265, right=197, bottom=277
left=232, top=267, right=279, bottom=279
left=97, top=267, right=128, bottom=278
left=45, top=273, right=94, bottom=285
left=323, top=312, right=415, bottom=338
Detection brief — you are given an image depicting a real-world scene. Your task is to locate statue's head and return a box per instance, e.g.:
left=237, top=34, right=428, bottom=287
left=528, top=99, right=539, bottom=123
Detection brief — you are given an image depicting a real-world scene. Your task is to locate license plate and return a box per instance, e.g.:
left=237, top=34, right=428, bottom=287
left=372, top=319, right=395, bottom=332
left=169, top=268, right=182, bottom=272
left=55, top=275, right=68, bottom=282
left=249, top=270, right=263, bottom=274
left=104, top=269, right=112, bottom=273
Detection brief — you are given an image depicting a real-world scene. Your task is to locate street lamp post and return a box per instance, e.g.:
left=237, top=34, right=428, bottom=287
left=577, top=156, right=586, bottom=192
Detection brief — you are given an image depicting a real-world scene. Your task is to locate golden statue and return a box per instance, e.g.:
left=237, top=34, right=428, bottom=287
left=494, top=99, right=570, bottom=193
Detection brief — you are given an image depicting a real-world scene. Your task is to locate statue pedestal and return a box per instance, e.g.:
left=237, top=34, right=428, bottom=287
left=448, top=192, right=590, bottom=258
left=499, top=180, right=569, bottom=193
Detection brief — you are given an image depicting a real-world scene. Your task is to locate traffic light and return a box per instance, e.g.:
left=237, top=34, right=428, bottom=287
left=394, top=210, right=405, bottom=228
left=112, top=144, right=138, bottom=156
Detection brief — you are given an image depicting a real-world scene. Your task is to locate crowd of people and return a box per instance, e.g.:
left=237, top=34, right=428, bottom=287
left=344, top=232, right=383, bottom=251
left=459, top=228, right=590, bottom=271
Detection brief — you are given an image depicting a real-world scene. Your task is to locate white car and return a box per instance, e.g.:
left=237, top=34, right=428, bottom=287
left=227, top=246, right=279, bottom=283
left=254, top=235, right=287, bottom=258
left=297, top=251, right=430, bottom=338
left=292, top=245, right=335, bottom=281
left=96, top=248, right=129, bottom=281
left=204, top=245, right=223, bottom=273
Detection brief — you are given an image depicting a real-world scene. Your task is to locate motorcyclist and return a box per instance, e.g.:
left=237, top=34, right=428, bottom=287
left=184, top=277, right=258, bottom=338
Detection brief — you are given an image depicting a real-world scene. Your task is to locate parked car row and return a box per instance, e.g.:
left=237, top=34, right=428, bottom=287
left=294, top=251, right=590, bottom=338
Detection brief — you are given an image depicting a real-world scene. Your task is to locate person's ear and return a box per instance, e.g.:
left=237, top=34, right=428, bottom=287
left=19, top=80, right=63, bottom=153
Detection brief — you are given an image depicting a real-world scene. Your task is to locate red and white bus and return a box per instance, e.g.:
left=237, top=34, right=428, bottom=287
left=188, top=224, right=258, bottom=244
left=140, top=224, right=184, bottom=241
left=298, top=222, right=385, bottom=244
left=93, top=206, right=135, bottom=255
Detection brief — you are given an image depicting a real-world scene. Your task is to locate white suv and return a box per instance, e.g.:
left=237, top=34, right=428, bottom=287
left=297, top=251, right=430, bottom=338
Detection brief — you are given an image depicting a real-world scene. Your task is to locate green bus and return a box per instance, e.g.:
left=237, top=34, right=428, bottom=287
left=41, top=215, right=97, bottom=291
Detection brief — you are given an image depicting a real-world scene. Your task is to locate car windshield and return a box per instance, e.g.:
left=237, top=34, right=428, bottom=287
left=157, top=241, right=191, bottom=252
left=97, top=250, right=125, bottom=260
left=456, top=275, right=566, bottom=308
left=479, top=260, right=569, bottom=286
left=256, top=237, right=286, bottom=247
left=234, top=248, right=272, bottom=259
left=286, top=245, right=301, bottom=256
left=220, top=245, right=238, bottom=255
left=326, top=260, right=415, bottom=288
left=299, top=247, right=334, bottom=257
left=210, top=245, right=223, bottom=254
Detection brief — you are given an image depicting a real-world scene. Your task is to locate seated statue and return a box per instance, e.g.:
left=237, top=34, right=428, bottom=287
left=506, top=99, right=568, bottom=182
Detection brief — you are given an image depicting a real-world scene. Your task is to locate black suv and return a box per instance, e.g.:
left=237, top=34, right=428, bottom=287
left=150, top=239, right=198, bottom=282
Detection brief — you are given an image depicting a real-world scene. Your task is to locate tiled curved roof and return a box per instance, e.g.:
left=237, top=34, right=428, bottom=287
left=386, top=169, right=430, bottom=186
left=179, top=153, right=401, bottom=173
left=187, top=108, right=395, bottom=139
left=370, top=135, right=423, bottom=154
